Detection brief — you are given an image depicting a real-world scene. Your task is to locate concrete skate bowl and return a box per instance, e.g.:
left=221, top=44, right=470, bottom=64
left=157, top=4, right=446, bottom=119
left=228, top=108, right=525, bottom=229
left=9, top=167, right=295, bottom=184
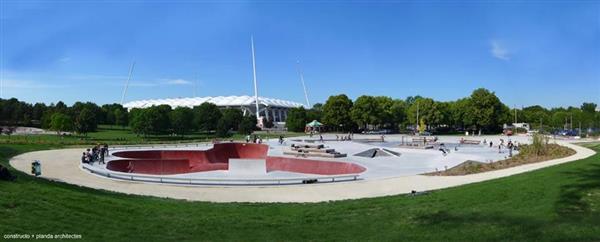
left=107, top=143, right=365, bottom=176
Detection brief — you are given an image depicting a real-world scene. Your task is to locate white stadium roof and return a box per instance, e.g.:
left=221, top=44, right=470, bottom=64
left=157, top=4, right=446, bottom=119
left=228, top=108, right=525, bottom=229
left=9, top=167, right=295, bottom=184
left=123, top=95, right=304, bottom=109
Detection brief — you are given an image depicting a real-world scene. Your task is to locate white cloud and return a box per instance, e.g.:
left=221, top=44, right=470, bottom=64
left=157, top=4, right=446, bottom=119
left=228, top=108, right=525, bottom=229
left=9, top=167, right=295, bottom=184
left=490, top=40, right=510, bottom=61
left=69, top=74, right=128, bottom=80
left=1, top=79, right=67, bottom=89
left=162, top=79, right=193, bottom=85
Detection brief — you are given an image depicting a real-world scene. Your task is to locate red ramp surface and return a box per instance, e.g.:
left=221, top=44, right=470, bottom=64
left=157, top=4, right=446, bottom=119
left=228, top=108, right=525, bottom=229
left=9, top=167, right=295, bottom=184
left=108, top=143, right=365, bottom=175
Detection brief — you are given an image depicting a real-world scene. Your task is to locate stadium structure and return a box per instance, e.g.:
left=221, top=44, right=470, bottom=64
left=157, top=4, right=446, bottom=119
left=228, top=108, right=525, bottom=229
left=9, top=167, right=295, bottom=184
left=123, top=95, right=303, bottom=123
left=120, top=36, right=310, bottom=128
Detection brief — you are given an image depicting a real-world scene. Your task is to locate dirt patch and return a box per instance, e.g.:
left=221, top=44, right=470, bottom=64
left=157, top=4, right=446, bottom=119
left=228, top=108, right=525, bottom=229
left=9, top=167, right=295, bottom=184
left=426, top=144, right=576, bottom=176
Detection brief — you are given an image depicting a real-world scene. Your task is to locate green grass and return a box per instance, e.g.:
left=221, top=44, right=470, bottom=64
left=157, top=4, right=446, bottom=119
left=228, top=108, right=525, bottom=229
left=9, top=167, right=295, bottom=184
left=0, top=127, right=305, bottom=145
left=1, top=143, right=599, bottom=241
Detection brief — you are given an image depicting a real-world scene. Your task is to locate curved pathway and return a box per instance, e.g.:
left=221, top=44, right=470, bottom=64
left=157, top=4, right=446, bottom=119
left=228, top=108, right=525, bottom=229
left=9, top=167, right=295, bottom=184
left=9, top=141, right=596, bottom=203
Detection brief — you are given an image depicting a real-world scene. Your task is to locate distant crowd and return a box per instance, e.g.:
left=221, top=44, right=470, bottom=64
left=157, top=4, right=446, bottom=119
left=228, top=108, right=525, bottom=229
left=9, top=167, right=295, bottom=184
left=81, top=144, right=109, bottom=165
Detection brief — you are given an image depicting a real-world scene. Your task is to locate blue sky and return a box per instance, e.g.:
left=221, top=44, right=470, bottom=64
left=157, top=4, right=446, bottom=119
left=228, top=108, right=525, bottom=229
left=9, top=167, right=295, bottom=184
left=1, top=1, right=599, bottom=108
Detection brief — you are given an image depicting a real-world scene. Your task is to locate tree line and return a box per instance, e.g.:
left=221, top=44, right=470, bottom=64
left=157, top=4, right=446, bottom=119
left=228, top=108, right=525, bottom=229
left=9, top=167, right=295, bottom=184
left=285, top=88, right=600, bottom=134
left=1, top=87, right=599, bottom=136
left=128, top=103, right=256, bottom=137
left=0, top=99, right=256, bottom=137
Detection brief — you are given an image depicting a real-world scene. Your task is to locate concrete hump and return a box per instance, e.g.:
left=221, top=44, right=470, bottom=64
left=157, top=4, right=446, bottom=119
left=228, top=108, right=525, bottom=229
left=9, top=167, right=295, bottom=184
left=354, top=148, right=401, bottom=158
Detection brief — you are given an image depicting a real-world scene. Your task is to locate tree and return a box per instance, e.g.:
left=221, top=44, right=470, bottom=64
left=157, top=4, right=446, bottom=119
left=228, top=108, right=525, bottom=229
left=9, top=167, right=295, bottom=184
left=581, top=102, right=597, bottom=113
left=130, top=109, right=152, bottom=137
left=215, top=119, right=230, bottom=137
left=130, top=106, right=171, bottom=137
left=351, top=95, right=382, bottom=130
left=407, top=97, right=445, bottom=130
left=114, top=109, right=128, bottom=127
left=306, top=108, right=322, bottom=124
left=286, top=107, right=308, bottom=132
left=238, top=115, right=257, bottom=135
left=193, top=103, right=222, bottom=132
left=466, top=88, right=504, bottom=132
left=449, top=98, right=472, bottom=130
left=389, top=99, right=407, bottom=130
left=312, top=103, right=324, bottom=112
left=31, top=103, right=47, bottom=122
left=322, top=94, right=354, bottom=131
left=75, top=108, right=97, bottom=135
left=219, top=109, right=243, bottom=132
left=150, top=105, right=172, bottom=134
left=170, top=107, right=194, bottom=137
left=50, top=113, right=73, bottom=135
left=374, top=96, right=395, bottom=128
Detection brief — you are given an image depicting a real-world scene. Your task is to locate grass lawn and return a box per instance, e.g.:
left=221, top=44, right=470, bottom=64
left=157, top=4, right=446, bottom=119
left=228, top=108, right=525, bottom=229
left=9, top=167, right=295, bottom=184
left=1, top=143, right=599, bottom=241
left=0, top=126, right=305, bottom=145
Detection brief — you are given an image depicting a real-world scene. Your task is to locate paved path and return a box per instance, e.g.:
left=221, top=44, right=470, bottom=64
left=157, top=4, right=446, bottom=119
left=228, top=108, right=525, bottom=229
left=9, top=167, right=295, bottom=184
left=9, top=141, right=596, bottom=203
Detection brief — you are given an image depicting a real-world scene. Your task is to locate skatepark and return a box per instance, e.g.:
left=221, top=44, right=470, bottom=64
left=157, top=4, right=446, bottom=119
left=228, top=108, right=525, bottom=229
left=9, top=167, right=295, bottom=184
left=9, top=134, right=595, bottom=202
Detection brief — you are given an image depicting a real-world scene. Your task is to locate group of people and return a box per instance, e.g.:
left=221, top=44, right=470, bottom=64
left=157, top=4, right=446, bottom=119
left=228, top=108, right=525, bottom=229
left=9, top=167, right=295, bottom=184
left=245, top=134, right=263, bottom=144
left=483, top=138, right=519, bottom=156
left=335, top=132, right=354, bottom=141
left=81, top=144, right=109, bottom=165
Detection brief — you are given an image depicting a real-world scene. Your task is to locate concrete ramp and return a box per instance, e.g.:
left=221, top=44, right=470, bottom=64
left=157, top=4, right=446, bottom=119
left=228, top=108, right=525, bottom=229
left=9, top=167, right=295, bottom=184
left=354, top=148, right=401, bottom=158
left=228, top=159, right=267, bottom=175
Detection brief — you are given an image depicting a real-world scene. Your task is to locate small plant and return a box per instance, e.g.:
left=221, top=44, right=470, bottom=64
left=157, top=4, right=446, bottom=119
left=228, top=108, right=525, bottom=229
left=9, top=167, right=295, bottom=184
left=530, top=133, right=547, bottom=156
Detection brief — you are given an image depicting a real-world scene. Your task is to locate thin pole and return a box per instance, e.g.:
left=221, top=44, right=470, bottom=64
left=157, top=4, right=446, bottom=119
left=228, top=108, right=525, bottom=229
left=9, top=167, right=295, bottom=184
left=416, top=102, right=419, bottom=133
left=514, top=105, right=517, bottom=124
left=296, top=60, right=311, bottom=107
left=250, top=36, right=260, bottom=118
left=570, top=114, right=573, bottom=130
left=120, top=61, right=136, bottom=105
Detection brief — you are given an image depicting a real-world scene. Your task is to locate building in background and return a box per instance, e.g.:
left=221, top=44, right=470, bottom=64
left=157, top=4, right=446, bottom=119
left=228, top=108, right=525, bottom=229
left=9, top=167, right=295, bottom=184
left=123, top=95, right=303, bottom=125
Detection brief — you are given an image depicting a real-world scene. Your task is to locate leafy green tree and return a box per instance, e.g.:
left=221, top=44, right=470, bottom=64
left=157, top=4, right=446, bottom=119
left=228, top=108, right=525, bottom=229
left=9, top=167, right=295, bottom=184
left=389, top=99, right=407, bottom=130
left=220, top=109, right=243, bottom=132
left=114, top=109, right=128, bottom=127
left=312, top=103, right=324, bottom=112
left=286, top=107, right=308, bottom=132
left=31, top=103, right=47, bottom=121
left=466, top=88, right=504, bottom=132
left=50, top=113, right=73, bottom=134
left=407, top=97, right=445, bottom=129
left=581, top=103, right=597, bottom=113
left=306, top=108, right=322, bottom=124
left=374, top=96, right=395, bottom=128
left=170, top=107, right=194, bottom=137
left=322, top=94, right=354, bottom=131
left=130, top=109, right=153, bottom=137
left=193, top=103, right=222, bottom=132
left=449, top=98, right=472, bottom=129
left=130, top=106, right=171, bottom=136
left=238, top=115, right=257, bottom=135
left=151, top=105, right=172, bottom=134
left=215, top=119, right=230, bottom=137
left=351, top=95, right=382, bottom=130
left=75, top=108, right=97, bottom=135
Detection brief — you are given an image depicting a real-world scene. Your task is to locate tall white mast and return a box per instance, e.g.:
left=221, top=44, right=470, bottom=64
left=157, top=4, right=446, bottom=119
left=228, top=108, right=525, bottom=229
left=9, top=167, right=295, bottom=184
left=251, top=36, right=260, bottom=118
left=120, top=61, right=136, bottom=105
left=296, top=60, right=311, bottom=107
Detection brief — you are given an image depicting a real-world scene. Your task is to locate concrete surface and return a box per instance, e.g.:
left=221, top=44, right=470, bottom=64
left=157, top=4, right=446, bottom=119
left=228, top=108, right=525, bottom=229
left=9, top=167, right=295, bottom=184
left=8, top=136, right=596, bottom=203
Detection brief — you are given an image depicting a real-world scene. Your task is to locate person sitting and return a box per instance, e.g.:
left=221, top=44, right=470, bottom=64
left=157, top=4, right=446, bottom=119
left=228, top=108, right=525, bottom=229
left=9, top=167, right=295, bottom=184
left=81, top=152, right=88, bottom=164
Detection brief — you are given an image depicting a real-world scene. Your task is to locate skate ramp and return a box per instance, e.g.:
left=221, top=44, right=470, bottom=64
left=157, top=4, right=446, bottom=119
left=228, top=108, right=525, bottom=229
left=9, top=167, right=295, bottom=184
left=354, top=148, right=401, bottom=158
left=108, top=143, right=365, bottom=176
